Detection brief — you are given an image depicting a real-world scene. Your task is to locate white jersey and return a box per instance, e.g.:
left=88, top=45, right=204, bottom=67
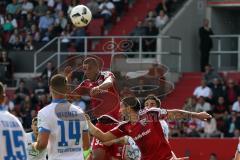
left=26, top=132, right=47, bottom=160
left=37, top=100, right=88, bottom=160
left=0, top=108, right=28, bottom=160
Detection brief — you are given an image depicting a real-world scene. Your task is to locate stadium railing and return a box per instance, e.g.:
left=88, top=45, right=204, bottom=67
left=33, top=36, right=182, bottom=74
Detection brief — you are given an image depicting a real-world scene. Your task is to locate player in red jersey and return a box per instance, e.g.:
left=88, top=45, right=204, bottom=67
left=86, top=96, right=212, bottom=160
left=65, top=57, right=122, bottom=160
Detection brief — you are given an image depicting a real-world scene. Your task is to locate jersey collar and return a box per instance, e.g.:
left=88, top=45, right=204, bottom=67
left=52, top=99, right=67, bottom=103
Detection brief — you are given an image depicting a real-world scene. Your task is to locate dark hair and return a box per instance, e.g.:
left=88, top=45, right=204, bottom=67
left=144, top=95, right=161, bottom=108
left=50, top=74, right=68, bottom=93
left=121, top=97, right=142, bottom=112
left=83, top=57, right=99, bottom=67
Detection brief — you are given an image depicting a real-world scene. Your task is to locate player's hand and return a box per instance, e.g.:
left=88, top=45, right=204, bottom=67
left=90, top=86, right=103, bottom=96
left=195, top=112, right=212, bottom=121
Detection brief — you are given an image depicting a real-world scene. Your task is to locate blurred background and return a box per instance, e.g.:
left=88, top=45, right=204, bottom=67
left=1, top=0, right=240, bottom=159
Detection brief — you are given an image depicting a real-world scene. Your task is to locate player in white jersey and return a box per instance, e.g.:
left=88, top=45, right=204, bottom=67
left=32, top=74, right=90, bottom=160
left=26, top=117, right=47, bottom=160
left=0, top=82, right=28, bottom=160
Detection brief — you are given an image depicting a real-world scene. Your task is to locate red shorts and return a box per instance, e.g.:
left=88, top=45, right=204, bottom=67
left=92, top=121, right=123, bottom=159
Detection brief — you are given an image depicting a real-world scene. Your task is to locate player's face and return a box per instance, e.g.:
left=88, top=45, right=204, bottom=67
left=120, top=102, right=130, bottom=120
left=144, top=99, right=157, bottom=109
left=31, top=121, right=38, bottom=136
left=83, top=63, right=98, bottom=80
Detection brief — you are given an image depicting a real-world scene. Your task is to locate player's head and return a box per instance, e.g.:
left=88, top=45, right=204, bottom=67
left=83, top=57, right=100, bottom=81
left=31, top=117, right=38, bottom=136
left=144, top=95, right=161, bottom=109
left=0, top=82, right=5, bottom=104
left=49, top=74, right=68, bottom=98
left=120, top=97, right=142, bottom=120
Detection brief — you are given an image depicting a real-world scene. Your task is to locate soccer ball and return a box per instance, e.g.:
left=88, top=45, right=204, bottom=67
left=69, top=5, right=92, bottom=27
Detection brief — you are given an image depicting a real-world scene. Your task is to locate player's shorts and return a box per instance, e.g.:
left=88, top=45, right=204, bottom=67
left=91, top=115, right=123, bottom=159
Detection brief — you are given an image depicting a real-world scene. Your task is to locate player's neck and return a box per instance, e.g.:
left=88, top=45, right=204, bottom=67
left=52, top=94, right=66, bottom=100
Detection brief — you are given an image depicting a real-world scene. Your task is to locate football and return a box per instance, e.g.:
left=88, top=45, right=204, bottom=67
left=69, top=5, right=92, bottom=27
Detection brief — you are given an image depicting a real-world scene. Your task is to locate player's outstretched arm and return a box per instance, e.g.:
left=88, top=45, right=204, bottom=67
left=166, top=109, right=212, bottom=121
left=85, top=114, right=117, bottom=142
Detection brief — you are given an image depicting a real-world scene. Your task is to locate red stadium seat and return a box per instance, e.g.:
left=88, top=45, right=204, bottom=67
left=87, top=18, right=104, bottom=36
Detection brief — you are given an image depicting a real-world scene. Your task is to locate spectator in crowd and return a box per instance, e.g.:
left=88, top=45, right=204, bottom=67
left=55, top=11, right=68, bottom=31
left=232, top=96, right=240, bottom=113
left=193, top=79, right=212, bottom=99
left=112, top=0, right=125, bottom=21
left=12, top=35, right=24, bottom=50
left=41, top=61, right=55, bottom=85
left=226, top=79, right=239, bottom=105
left=3, top=14, right=17, bottom=32
left=204, top=64, right=221, bottom=85
left=67, top=0, right=81, bottom=15
left=130, top=21, right=146, bottom=52
left=213, top=96, right=228, bottom=118
left=226, top=114, right=240, bottom=137
left=21, top=0, right=34, bottom=15
left=165, top=0, right=180, bottom=16
left=183, top=96, right=197, bottom=112
left=155, top=0, right=167, bottom=15
left=195, top=96, right=212, bottom=112
left=38, top=10, right=55, bottom=36
left=24, top=34, right=34, bottom=51
left=99, top=0, right=115, bottom=26
left=199, top=18, right=214, bottom=72
left=6, top=0, right=21, bottom=15
left=155, top=10, right=169, bottom=29
left=145, top=11, right=156, bottom=23
left=30, top=24, right=41, bottom=42
left=72, top=27, right=87, bottom=52
left=25, top=13, right=35, bottom=30
left=8, top=28, right=23, bottom=46
left=86, top=0, right=100, bottom=18
left=14, top=80, right=30, bottom=104
left=2, top=96, right=15, bottom=111
left=20, top=95, right=33, bottom=131
left=33, top=0, right=48, bottom=17
left=143, top=20, right=159, bottom=53
left=209, top=78, right=226, bottom=105
left=203, top=115, right=219, bottom=137
left=0, top=50, right=13, bottom=80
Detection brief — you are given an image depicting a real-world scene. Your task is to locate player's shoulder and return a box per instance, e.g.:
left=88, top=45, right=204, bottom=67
left=0, top=111, right=23, bottom=128
left=38, top=103, right=54, bottom=114
left=100, top=71, right=114, bottom=77
left=70, top=103, right=84, bottom=113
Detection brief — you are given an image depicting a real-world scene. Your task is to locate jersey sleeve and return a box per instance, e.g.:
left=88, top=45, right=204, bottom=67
left=110, top=122, right=127, bottom=138
left=102, top=71, right=115, bottom=80
left=147, top=108, right=168, bottom=120
left=38, top=111, right=51, bottom=133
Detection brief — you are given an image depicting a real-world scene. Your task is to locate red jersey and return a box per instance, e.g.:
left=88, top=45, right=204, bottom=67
left=74, top=71, right=120, bottom=119
left=110, top=108, right=173, bottom=160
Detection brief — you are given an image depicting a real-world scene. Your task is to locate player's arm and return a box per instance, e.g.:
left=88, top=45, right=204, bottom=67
left=166, top=109, right=212, bottom=121
left=33, top=131, right=50, bottom=151
left=87, top=118, right=116, bottom=142
left=103, top=136, right=128, bottom=146
left=32, top=111, right=51, bottom=151
left=90, top=74, right=115, bottom=96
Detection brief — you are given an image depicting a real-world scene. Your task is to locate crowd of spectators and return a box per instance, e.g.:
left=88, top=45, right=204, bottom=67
left=129, top=0, right=185, bottom=53
left=170, top=64, right=240, bottom=138
left=0, top=0, right=134, bottom=52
